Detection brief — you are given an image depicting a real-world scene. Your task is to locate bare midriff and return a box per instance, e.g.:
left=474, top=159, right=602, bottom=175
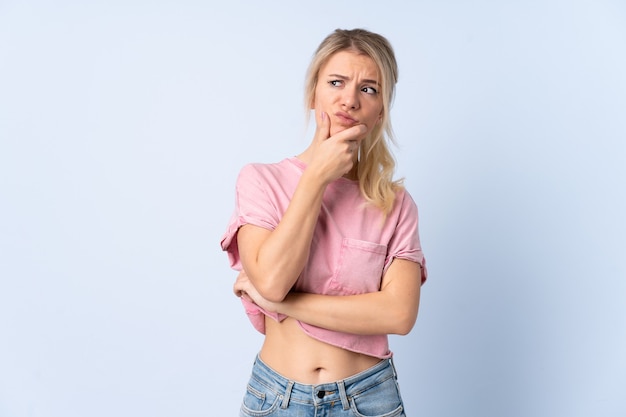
left=259, top=316, right=382, bottom=385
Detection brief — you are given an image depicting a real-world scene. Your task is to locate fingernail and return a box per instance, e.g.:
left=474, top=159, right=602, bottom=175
left=321, top=111, right=327, bottom=122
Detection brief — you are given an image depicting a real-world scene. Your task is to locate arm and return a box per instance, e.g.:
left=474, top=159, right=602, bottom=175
left=236, top=177, right=324, bottom=303
left=237, top=112, right=367, bottom=302
left=235, top=258, right=422, bottom=335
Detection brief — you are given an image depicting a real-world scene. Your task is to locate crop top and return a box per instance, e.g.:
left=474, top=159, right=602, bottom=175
left=220, top=157, right=427, bottom=359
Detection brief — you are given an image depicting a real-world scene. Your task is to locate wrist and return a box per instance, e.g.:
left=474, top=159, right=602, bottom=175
left=276, top=292, right=298, bottom=316
left=301, top=165, right=333, bottom=189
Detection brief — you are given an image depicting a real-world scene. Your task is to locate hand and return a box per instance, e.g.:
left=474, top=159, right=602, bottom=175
left=233, top=270, right=280, bottom=313
left=307, top=111, right=367, bottom=184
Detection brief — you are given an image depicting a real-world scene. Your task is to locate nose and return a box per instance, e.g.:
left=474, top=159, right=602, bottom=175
left=342, top=87, right=360, bottom=110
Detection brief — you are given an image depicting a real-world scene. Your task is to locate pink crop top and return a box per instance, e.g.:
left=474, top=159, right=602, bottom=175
left=220, top=157, right=427, bottom=359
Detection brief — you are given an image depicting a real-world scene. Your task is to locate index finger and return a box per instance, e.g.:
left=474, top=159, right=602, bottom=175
left=330, top=123, right=368, bottom=144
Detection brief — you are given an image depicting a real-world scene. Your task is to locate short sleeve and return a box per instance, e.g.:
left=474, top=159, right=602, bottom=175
left=384, top=191, right=428, bottom=283
left=220, top=164, right=280, bottom=270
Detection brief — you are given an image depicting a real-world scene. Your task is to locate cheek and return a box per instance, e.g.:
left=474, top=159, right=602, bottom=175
left=362, top=115, right=380, bottom=133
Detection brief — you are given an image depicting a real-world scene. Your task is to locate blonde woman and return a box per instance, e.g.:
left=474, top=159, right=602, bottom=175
left=221, top=28, right=427, bottom=417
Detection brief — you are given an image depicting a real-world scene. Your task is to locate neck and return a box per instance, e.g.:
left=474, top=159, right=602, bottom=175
left=343, top=163, right=359, bottom=180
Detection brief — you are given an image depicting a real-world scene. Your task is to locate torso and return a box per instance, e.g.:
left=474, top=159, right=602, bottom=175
left=260, top=316, right=381, bottom=385
left=225, top=158, right=423, bottom=382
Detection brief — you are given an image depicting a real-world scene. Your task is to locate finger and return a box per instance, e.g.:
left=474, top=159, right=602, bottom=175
left=332, top=124, right=368, bottom=144
left=347, top=140, right=359, bottom=154
left=313, top=111, right=331, bottom=143
left=233, top=275, right=246, bottom=296
left=233, top=279, right=242, bottom=295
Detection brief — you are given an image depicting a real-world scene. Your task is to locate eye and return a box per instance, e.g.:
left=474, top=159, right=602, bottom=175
left=329, top=80, right=343, bottom=87
left=362, top=86, right=378, bottom=95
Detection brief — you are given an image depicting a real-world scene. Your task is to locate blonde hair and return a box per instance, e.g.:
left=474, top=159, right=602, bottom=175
left=304, top=28, right=403, bottom=215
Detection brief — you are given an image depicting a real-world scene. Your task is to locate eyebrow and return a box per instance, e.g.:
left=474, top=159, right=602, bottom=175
left=328, top=73, right=380, bottom=86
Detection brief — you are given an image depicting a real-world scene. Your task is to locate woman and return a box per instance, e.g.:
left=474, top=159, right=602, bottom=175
left=221, top=28, right=427, bottom=417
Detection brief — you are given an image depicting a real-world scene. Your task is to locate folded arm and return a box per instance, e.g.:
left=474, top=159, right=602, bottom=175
left=237, top=177, right=324, bottom=303
left=237, top=115, right=367, bottom=303
left=234, top=258, right=422, bottom=335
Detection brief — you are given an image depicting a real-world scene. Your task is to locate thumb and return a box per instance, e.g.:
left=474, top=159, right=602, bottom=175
left=313, top=111, right=331, bottom=143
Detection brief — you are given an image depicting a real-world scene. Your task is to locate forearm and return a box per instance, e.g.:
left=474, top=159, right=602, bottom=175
left=273, top=259, right=422, bottom=335
left=242, top=171, right=327, bottom=301
left=238, top=115, right=367, bottom=302
left=278, top=290, right=418, bottom=336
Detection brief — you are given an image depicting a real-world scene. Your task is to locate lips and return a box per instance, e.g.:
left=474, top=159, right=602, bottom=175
left=334, top=111, right=358, bottom=125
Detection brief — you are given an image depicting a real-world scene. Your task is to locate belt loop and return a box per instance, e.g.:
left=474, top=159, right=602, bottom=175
left=281, top=381, right=294, bottom=409
left=389, top=358, right=398, bottom=378
left=337, top=380, right=350, bottom=410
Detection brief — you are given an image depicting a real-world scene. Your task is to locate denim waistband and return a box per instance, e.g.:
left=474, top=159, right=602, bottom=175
left=249, top=355, right=398, bottom=410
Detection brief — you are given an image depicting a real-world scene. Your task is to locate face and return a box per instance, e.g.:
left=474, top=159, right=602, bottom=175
left=313, top=50, right=384, bottom=138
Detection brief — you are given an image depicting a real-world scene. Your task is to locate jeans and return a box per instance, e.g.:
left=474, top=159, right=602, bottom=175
left=239, top=355, right=407, bottom=417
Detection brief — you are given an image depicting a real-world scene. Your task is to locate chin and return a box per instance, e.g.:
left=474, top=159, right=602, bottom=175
left=330, top=126, right=346, bottom=136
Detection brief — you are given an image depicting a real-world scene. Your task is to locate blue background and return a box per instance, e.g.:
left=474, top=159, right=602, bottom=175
left=1, top=1, right=624, bottom=416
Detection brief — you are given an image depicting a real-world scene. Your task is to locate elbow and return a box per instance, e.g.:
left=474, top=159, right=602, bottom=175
left=261, top=290, right=288, bottom=304
left=393, top=320, right=415, bottom=336
left=255, top=279, right=290, bottom=303
left=391, top=310, right=418, bottom=336
left=244, top=265, right=292, bottom=303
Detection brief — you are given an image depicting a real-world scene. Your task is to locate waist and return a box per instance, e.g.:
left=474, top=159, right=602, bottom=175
left=250, top=353, right=397, bottom=404
left=260, top=316, right=383, bottom=384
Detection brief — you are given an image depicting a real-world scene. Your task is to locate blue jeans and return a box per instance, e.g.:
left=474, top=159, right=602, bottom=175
left=239, top=355, right=407, bottom=417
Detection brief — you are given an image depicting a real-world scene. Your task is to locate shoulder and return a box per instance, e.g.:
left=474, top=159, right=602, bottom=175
left=238, top=158, right=299, bottom=181
left=235, top=158, right=304, bottom=199
left=383, top=187, right=420, bottom=232
left=393, top=187, right=418, bottom=213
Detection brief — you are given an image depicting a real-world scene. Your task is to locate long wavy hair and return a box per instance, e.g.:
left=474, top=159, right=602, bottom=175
left=304, top=28, right=403, bottom=215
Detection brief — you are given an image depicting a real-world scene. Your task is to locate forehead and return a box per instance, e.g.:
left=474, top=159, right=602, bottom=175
left=319, top=50, right=379, bottom=79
